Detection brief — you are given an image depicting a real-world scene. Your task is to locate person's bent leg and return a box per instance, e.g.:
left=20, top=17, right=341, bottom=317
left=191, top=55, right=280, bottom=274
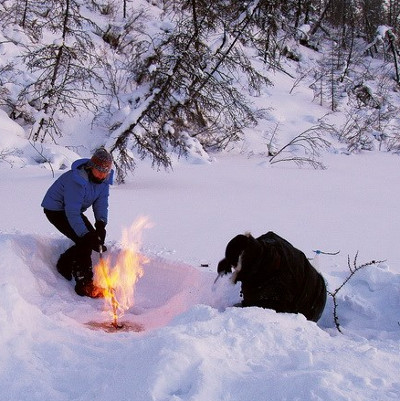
left=56, top=245, right=78, bottom=281
left=73, top=241, right=104, bottom=298
left=44, top=209, right=95, bottom=282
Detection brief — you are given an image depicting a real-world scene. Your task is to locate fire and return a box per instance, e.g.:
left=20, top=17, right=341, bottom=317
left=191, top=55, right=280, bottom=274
left=94, top=217, right=152, bottom=328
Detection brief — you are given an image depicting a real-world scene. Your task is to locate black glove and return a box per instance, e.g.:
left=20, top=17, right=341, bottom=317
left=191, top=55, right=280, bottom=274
left=95, top=220, right=107, bottom=244
left=81, top=231, right=107, bottom=253
left=217, top=259, right=232, bottom=275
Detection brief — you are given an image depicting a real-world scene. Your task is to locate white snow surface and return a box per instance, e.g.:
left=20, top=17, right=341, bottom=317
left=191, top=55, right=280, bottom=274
left=1, top=68, right=400, bottom=401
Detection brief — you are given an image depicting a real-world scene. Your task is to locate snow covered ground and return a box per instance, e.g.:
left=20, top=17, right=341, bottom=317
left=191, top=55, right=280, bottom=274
left=1, top=67, right=400, bottom=400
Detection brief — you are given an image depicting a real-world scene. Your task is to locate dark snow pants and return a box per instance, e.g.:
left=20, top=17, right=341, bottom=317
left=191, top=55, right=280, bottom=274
left=43, top=209, right=95, bottom=281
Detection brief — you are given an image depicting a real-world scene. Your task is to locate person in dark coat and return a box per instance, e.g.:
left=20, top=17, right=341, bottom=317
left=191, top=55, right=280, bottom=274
left=42, top=148, right=113, bottom=298
left=217, top=231, right=327, bottom=322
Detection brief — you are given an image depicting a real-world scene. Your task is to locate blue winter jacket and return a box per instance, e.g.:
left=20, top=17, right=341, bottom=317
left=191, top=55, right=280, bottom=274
left=41, top=158, right=114, bottom=237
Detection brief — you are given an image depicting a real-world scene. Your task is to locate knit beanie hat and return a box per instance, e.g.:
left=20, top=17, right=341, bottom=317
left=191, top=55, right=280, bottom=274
left=88, top=148, right=112, bottom=173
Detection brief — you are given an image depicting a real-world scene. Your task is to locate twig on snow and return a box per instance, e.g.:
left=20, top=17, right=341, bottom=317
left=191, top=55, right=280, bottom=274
left=327, top=252, right=386, bottom=333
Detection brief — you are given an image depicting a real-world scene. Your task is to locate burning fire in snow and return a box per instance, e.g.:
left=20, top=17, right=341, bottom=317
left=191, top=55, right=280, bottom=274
left=94, top=217, right=152, bottom=329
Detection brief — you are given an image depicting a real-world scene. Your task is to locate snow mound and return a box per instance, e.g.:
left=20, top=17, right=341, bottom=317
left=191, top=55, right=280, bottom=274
left=321, top=263, right=400, bottom=338
left=1, top=232, right=400, bottom=401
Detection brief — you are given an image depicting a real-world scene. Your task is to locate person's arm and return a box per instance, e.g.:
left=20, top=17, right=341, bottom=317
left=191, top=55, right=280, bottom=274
left=92, top=184, right=109, bottom=225
left=64, top=179, right=89, bottom=237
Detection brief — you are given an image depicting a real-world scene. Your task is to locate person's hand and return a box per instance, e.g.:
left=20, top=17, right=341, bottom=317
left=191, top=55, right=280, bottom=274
left=217, top=259, right=232, bottom=275
left=95, top=220, right=106, bottom=244
left=81, top=231, right=107, bottom=252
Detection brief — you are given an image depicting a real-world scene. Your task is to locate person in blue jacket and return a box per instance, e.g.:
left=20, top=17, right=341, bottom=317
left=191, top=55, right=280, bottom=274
left=42, top=147, right=113, bottom=298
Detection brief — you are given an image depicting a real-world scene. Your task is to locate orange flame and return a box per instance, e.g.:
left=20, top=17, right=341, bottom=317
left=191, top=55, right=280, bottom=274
left=94, top=217, right=152, bottom=327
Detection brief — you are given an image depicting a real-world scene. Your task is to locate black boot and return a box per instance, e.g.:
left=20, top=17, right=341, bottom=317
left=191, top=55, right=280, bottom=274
left=72, top=243, right=105, bottom=298
left=75, top=279, right=105, bottom=298
left=74, top=269, right=104, bottom=298
left=56, top=246, right=78, bottom=281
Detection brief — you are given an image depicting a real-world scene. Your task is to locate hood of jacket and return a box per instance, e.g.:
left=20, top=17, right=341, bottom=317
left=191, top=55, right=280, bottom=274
left=71, top=158, right=114, bottom=185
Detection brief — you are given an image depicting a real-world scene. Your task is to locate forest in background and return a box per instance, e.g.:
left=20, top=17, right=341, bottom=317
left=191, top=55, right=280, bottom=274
left=0, top=0, right=399, bottom=181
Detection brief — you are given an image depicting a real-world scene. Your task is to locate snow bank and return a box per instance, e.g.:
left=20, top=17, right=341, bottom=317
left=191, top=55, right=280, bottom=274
left=1, top=232, right=399, bottom=401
